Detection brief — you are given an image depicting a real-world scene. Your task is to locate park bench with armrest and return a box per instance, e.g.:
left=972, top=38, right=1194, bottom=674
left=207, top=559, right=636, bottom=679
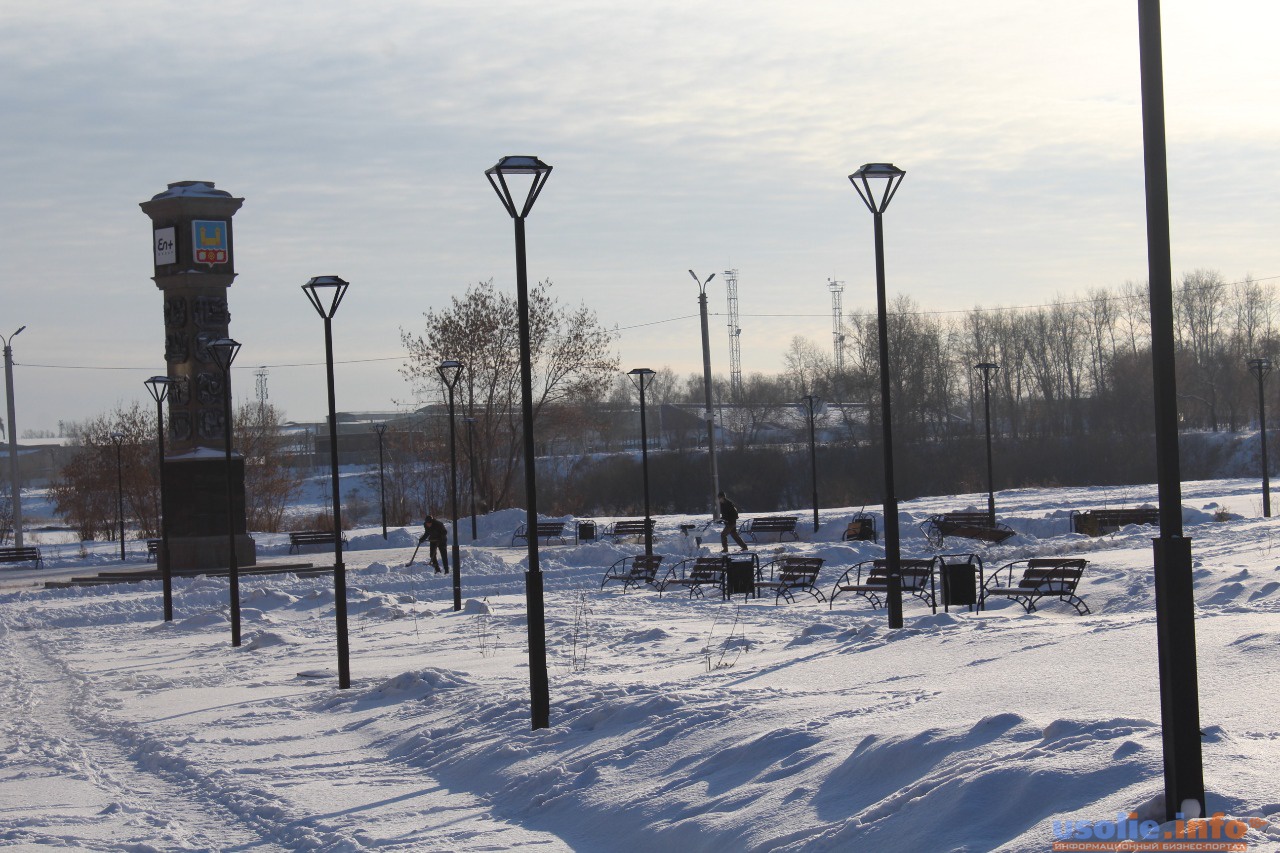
left=1070, top=508, right=1159, bottom=536
left=829, top=558, right=937, bottom=612
left=604, top=518, right=655, bottom=541
left=288, top=531, right=346, bottom=554
left=740, top=515, right=800, bottom=543
left=920, top=512, right=1015, bottom=549
left=756, top=556, right=826, bottom=604
left=981, top=557, right=1090, bottom=614
left=0, top=546, right=43, bottom=569
left=658, top=556, right=728, bottom=599
left=600, top=554, right=664, bottom=592
left=146, top=539, right=160, bottom=561
left=842, top=514, right=877, bottom=543
left=512, top=520, right=572, bottom=546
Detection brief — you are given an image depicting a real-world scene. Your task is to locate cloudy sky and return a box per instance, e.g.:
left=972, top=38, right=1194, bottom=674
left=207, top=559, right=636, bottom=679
left=1, top=1, right=1277, bottom=432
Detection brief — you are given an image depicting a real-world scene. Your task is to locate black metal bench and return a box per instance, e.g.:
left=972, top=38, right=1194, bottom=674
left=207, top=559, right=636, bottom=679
left=842, top=514, right=877, bottom=543
left=288, top=531, right=346, bottom=554
left=920, top=512, right=1015, bottom=549
left=658, top=556, right=728, bottom=599
left=740, top=515, right=799, bottom=543
left=604, top=518, right=655, bottom=541
left=756, top=556, right=825, bottom=604
left=512, top=520, right=571, bottom=546
left=982, top=557, right=1090, bottom=614
left=1070, top=508, right=1159, bottom=536
left=146, top=539, right=160, bottom=561
left=600, top=554, right=664, bottom=592
left=0, top=546, right=43, bottom=569
left=829, top=558, right=937, bottom=612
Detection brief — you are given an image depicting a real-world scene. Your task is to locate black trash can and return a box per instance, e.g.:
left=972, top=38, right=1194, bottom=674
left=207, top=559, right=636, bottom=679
left=723, top=554, right=757, bottom=599
left=941, top=561, right=977, bottom=609
left=577, top=521, right=597, bottom=543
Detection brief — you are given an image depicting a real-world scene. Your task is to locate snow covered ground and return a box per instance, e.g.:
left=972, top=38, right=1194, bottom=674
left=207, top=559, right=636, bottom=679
left=2, top=479, right=1279, bottom=851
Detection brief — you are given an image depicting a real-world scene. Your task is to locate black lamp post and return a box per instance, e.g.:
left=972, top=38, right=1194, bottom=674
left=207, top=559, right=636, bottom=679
left=209, top=337, right=243, bottom=647
left=437, top=359, right=464, bottom=612
left=486, top=154, right=553, bottom=730
left=302, top=275, right=352, bottom=689
left=1248, top=357, right=1272, bottom=517
left=689, top=270, right=721, bottom=520
left=373, top=423, right=388, bottom=538
left=800, top=395, right=822, bottom=532
left=849, top=163, right=906, bottom=629
left=464, top=416, right=478, bottom=541
left=628, top=368, right=657, bottom=556
left=975, top=362, right=1000, bottom=524
left=110, top=431, right=126, bottom=561
left=4, top=326, right=25, bottom=549
left=1138, top=0, right=1205, bottom=820
left=144, top=375, right=173, bottom=620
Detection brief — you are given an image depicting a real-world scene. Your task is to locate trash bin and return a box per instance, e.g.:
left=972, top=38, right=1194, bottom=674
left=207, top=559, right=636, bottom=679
left=941, top=560, right=977, bottom=609
left=723, top=554, right=757, bottom=598
left=577, top=521, right=597, bottom=543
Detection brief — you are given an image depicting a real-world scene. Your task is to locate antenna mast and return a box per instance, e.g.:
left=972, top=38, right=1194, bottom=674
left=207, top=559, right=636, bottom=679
left=828, top=278, right=846, bottom=374
left=724, top=268, right=743, bottom=399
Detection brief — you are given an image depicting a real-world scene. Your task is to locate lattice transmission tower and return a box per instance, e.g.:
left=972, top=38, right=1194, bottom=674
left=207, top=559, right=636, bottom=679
left=723, top=268, right=743, bottom=398
left=255, top=368, right=269, bottom=417
left=828, top=278, right=846, bottom=374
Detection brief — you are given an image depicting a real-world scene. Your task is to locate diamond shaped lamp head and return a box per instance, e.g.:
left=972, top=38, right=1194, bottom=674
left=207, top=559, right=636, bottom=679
left=144, top=375, right=171, bottom=404
left=486, top=155, right=552, bottom=219
left=848, top=163, right=906, bottom=214
left=209, top=337, right=242, bottom=372
left=628, top=367, right=657, bottom=393
left=1249, top=357, right=1273, bottom=379
left=437, top=359, right=464, bottom=389
left=302, top=276, right=350, bottom=320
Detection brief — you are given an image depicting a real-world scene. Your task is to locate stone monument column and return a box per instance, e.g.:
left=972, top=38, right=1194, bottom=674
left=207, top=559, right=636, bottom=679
left=140, top=181, right=256, bottom=570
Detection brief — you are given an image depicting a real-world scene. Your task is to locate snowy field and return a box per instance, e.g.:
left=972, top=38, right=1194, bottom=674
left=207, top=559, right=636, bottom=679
left=2, top=479, right=1279, bottom=851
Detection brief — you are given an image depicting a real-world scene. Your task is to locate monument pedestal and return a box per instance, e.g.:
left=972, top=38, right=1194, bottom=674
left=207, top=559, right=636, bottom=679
left=164, top=453, right=256, bottom=570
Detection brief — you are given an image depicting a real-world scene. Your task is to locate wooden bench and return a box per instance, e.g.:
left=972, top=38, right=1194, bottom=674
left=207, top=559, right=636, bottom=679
left=0, top=546, right=43, bottom=569
left=920, top=512, right=1015, bottom=549
left=756, top=556, right=826, bottom=604
left=512, top=520, right=571, bottom=546
left=1070, top=508, right=1159, bottom=536
left=604, top=518, right=655, bottom=541
left=146, top=539, right=160, bottom=561
left=288, top=531, right=346, bottom=554
left=740, top=515, right=800, bottom=543
left=600, top=554, right=664, bottom=592
left=658, top=556, right=728, bottom=599
left=981, top=557, right=1089, bottom=614
left=829, top=558, right=937, bottom=612
left=842, top=515, right=877, bottom=543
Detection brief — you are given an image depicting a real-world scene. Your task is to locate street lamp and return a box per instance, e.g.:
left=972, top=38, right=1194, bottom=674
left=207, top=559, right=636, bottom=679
left=464, top=417, right=478, bottom=541
left=628, top=368, right=657, bottom=556
left=975, top=362, right=1000, bottom=524
left=1248, top=357, right=1272, bottom=517
left=302, top=275, right=352, bottom=690
left=373, top=423, right=388, bottom=538
left=143, top=376, right=173, bottom=620
left=208, top=337, right=243, bottom=647
left=849, top=162, right=906, bottom=630
left=3, top=325, right=25, bottom=549
left=800, top=395, right=823, bottom=532
left=437, top=359, right=464, bottom=612
left=110, top=432, right=126, bottom=561
left=486, top=154, right=552, bottom=730
left=689, top=270, right=721, bottom=520
left=1138, top=0, right=1205, bottom=820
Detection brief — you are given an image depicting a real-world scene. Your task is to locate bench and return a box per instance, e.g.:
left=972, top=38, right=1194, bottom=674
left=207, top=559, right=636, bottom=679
left=829, top=558, right=937, bottom=612
left=512, top=520, right=571, bottom=547
left=740, top=515, right=800, bottom=543
left=982, top=557, right=1090, bottom=614
left=756, top=556, right=826, bottom=604
left=1070, top=508, right=1159, bottom=536
left=920, top=512, right=1015, bottom=549
left=600, top=554, right=664, bottom=592
left=658, top=556, right=728, bottom=599
left=604, top=518, right=655, bottom=541
left=146, top=539, right=160, bottom=561
left=288, top=531, right=346, bottom=554
left=0, top=546, right=43, bottom=569
left=842, top=515, right=877, bottom=543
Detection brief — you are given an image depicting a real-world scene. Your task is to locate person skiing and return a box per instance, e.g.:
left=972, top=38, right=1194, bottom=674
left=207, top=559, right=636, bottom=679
left=423, top=514, right=450, bottom=574
left=717, top=491, right=749, bottom=552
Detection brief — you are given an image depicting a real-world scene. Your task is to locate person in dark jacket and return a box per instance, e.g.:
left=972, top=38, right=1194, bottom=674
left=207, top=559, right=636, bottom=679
left=423, top=515, right=450, bottom=574
left=717, top=491, right=749, bottom=552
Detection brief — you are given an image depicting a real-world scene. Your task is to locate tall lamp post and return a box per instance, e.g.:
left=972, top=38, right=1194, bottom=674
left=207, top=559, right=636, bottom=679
left=144, top=376, right=173, bottom=619
left=849, top=162, right=906, bottom=629
left=689, top=270, right=721, bottom=520
left=800, top=395, right=822, bottom=532
left=302, top=276, right=352, bottom=690
left=464, top=417, right=478, bottom=541
left=4, top=325, right=25, bottom=549
left=628, top=368, right=657, bottom=556
left=209, top=338, right=243, bottom=647
left=486, top=154, right=553, bottom=730
left=437, top=359, right=464, bottom=612
left=110, top=432, right=126, bottom=560
left=1248, top=357, right=1272, bottom=517
left=1138, top=0, right=1205, bottom=820
left=975, top=362, right=1000, bottom=523
left=373, top=423, right=388, bottom=538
